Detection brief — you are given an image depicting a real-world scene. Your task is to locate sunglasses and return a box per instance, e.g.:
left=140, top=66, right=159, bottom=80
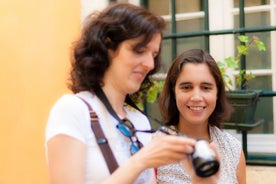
left=116, top=118, right=155, bottom=155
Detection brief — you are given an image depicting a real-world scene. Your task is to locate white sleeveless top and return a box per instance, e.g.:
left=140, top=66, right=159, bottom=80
left=45, top=91, right=154, bottom=184
left=157, top=126, right=241, bottom=184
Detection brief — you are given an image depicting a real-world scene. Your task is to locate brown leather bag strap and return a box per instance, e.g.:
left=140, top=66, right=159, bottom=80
left=78, top=97, right=119, bottom=173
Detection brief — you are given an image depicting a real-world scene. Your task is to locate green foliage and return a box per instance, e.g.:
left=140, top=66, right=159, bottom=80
left=216, top=35, right=266, bottom=90
left=136, top=80, right=164, bottom=109
left=146, top=80, right=164, bottom=103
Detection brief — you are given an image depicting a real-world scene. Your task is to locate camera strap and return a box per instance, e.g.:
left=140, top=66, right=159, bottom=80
left=94, top=87, right=124, bottom=124
left=78, top=96, right=119, bottom=174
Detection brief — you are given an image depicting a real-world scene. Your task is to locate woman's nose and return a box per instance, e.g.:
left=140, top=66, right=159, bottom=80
left=190, top=89, right=202, bottom=101
left=142, top=54, right=155, bottom=70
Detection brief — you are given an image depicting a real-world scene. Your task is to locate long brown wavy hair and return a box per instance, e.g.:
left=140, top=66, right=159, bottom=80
left=68, top=3, right=166, bottom=103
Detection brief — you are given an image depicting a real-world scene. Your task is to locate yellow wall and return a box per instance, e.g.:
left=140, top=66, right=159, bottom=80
left=0, top=1, right=80, bottom=183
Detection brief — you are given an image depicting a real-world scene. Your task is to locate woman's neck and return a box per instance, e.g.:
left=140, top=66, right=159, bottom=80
left=101, top=85, right=126, bottom=118
left=177, top=122, right=210, bottom=141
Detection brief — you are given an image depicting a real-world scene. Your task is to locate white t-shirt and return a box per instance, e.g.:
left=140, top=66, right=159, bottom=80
left=45, top=91, right=154, bottom=184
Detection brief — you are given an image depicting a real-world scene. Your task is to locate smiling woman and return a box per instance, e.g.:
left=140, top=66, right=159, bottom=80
left=157, top=49, right=246, bottom=184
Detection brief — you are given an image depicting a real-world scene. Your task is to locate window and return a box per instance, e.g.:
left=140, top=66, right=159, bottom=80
left=146, top=0, right=276, bottom=157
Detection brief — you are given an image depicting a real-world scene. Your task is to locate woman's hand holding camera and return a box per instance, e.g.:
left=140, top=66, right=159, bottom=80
left=181, top=142, right=220, bottom=184
left=130, top=134, right=196, bottom=170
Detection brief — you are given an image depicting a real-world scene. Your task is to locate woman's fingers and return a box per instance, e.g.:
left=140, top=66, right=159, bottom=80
left=153, top=134, right=196, bottom=155
left=134, top=134, right=196, bottom=168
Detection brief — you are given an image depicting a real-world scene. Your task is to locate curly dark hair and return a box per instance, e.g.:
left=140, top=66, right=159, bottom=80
left=68, top=3, right=166, bottom=103
left=158, top=49, right=233, bottom=128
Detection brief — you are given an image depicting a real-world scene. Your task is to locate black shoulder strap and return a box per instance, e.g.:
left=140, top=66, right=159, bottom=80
left=125, top=95, right=163, bottom=126
left=94, top=87, right=163, bottom=126
left=94, top=88, right=122, bottom=123
left=78, top=96, right=119, bottom=173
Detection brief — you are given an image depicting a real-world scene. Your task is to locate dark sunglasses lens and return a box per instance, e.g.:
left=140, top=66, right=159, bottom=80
left=130, top=143, right=140, bottom=155
left=130, top=140, right=144, bottom=155
left=117, top=124, right=132, bottom=137
left=122, top=119, right=134, bottom=128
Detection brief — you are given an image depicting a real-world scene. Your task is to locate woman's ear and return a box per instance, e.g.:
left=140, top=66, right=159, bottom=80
left=108, top=48, right=115, bottom=59
left=106, top=37, right=116, bottom=58
left=105, top=37, right=111, bottom=45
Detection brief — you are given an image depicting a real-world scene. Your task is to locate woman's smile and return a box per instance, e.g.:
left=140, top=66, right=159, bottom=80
left=187, top=105, right=206, bottom=112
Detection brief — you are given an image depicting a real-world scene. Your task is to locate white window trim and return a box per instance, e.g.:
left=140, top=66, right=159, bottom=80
left=232, top=4, right=274, bottom=15
left=162, top=12, right=205, bottom=22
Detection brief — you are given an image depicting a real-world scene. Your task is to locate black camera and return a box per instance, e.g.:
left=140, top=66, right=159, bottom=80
left=158, top=126, right=220, bottom=177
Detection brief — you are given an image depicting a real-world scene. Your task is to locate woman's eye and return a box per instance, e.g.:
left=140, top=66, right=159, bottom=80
left=202, top=86, right=212, bottom=90
left=181, top=85, right=191, bottom=90
left=134, top=49, right=144, bottom=54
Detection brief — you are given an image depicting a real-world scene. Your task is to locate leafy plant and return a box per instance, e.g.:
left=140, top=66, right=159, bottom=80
left=145, top=80, right=164, bottom=103
left=136, top=80, right=164, bottom=109
left=217, top=35, right=266, bottom=90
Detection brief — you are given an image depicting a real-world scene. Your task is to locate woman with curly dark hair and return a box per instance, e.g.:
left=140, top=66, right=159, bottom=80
left=45, top=3, right=212, bottom=184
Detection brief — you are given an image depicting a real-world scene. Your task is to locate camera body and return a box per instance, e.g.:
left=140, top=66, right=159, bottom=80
left=158, top=126, right=220, bottom=177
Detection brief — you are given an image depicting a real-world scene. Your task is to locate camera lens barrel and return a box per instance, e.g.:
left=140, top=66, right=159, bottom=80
left=191, top=140, right=220, bottom=177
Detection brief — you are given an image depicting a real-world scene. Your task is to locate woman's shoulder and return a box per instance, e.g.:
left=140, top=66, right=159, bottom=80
left=211, top=126, right=242, bottom=151
left=211, top=126, right=242, bottom=163
left=211, top=126, right=239, bottom=141
left=50, top=94, right=80, bottom=112
left=49, top=92, right=92, bottom=113
left=46, top=92, right=94, bottom=143
left=55, top=90, right=99, bottom=105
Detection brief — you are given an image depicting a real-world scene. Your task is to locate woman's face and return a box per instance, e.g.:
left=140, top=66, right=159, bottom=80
left=105, top=33, right=161, bottom=95
left=174, top=63, right=218, bottom=126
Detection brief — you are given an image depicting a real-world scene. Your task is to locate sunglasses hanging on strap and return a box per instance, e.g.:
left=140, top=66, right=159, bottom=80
left=78, top=97, right=119, bottom=174
left=94, top=87, right=155, bottom=155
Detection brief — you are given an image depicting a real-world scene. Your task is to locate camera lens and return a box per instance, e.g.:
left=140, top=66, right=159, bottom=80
left=157, top=127, right=220, bottom=177
left=191, top=140, right=220, bottom=177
